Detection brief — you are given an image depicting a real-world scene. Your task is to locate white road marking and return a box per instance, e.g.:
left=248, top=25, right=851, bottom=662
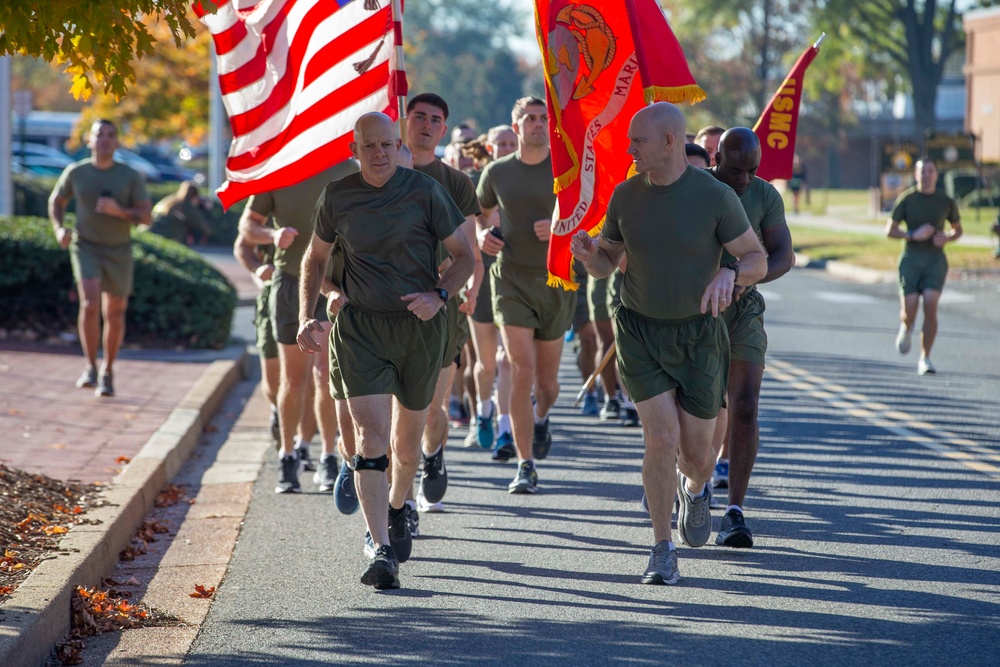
left=814, top=291, right=879, bottom=304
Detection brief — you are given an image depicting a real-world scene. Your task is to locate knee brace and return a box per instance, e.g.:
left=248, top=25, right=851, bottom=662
left=352, top=454, right=388, bottom=472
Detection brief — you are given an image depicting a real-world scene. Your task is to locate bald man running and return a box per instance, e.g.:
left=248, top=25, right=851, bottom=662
left=709, top=127, right=795, bottom=548
left=572, top=103, right=766, bottom=585
left=298, top=113, right=473, bottom=590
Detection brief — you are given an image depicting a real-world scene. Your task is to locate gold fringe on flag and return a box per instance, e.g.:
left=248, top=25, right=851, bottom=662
left=643, top=84, right=707, bottom=106
left=548, top=273, right=580, bottom=291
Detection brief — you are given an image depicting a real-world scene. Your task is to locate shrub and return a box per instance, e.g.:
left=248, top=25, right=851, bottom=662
left=0, top=216, right=235, bottom=349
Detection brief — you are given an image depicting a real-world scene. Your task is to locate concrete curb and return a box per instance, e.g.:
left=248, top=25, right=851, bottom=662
left=0, top=348, right=249, bottom=667
left=794, top=252, right=896, bottom=284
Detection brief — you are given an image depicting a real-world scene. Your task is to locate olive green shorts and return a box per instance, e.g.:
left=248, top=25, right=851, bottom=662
left=330, top=303, right=447, bottom=411
left=572, top=286, right=591, bottom=331
left=70, top=238, right=133, bottom=298
left=471, top=255, right=496, bottom=324
left=898, top=251, right=947, bottom=295
left=587, top=275, right=611, bottom=322
left=441, top=297, right=471, bottom=369
left=723, top=287, right=767, bottom=366
left=255, top=282, right=278, bottom=360
left=613, top=306, right=729, bottom=419
left=491, top=262, right=576, bottom=341
left=269, top=270, right=328, bottom=346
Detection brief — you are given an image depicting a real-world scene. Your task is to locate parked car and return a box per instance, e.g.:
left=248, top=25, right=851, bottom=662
left=12, top=155, right=73, bottom=178
left=136, top=146, right=202, bottom=183
left=67, top=145, right=163, bottom=182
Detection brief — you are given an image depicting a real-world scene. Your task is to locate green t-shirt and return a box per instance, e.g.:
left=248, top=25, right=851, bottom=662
left=415, top=158, right=481, bottom=263
left=249, top=160, right=359, bottom=276
left=476, top=152, right=556, bottom=273
left=150, top=199, right=211, bottom=242
left=54, top=159, right=148, bottom=247
left=602, top=166, right=751, bottom=321
left=313, top=167, right=465, bottom=313
left=890, top=186, right=960, bottom=256
left=710, top=172, right=785, bottom=266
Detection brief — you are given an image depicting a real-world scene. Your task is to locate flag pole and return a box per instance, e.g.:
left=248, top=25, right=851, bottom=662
left=391, top=0, right=406, bottom=141
left=814, top=33, right=826, bottom=49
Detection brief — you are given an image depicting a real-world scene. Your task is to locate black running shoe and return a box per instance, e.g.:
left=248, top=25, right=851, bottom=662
left=296, top=444, right=315, bottom=472
left=361, top=545, right=400, bottom=589
left=532, top=418, right=552, bottom=460
left=420, top=447, right=448, bottom=504
left=508, top=460, right=538, bottom=494
left=620, top=406, right=639, bottom=427
left=492, top=432, right=515, bottom=461
left=715, top=508, right=754, bottom=548
left=76, top=366, right=98, bottom=389
left=95, top=371, right=114, bottom=398
left=599, top=396, right=621, bottom=421
left=274, top=453, right=301, bottom=494
left=388, top=504, right=413, bottom=563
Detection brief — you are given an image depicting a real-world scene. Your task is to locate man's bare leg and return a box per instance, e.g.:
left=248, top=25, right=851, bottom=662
left=347, top=394, right=393, bottom=546
left=100, top=293, right=128, bottom=372
left=724, top=360, right=763, bottom=509
left=499, top=325, right=538, bottom=463
left=76, top=279, right=101, bottom=369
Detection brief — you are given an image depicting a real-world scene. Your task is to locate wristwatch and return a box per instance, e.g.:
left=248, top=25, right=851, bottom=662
left=723, top=262, right=740, bottom=286
left=434, top=288, right=449, bottom=303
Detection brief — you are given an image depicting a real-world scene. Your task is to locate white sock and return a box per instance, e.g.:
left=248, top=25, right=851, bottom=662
left=477, top=399, right=494, bottom=420
left=620, top=396, right=635, bottom=409
left=533, top=406, right=547, bottom=424
left=727, top=505, right=743, bottom=514
left=667, top=541, right=676, bottom=551
left=498, top=414, right=512, bottom=434
left=424, top=443, right=442, bottom=458
left=294, top=437, right=309, bottom=450
left=685, top=482, right=706, bottom=501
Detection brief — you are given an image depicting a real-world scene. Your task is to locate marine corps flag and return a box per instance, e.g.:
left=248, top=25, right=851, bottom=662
left=537, top=0, right=706, bottom=289
left=752, top=35, right=823, bottom=182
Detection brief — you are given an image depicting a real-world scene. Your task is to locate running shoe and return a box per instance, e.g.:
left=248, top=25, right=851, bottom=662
left=895, top=323, right=913, bottom=354
left=76, top=365, right=98, bottom=389
left=918, top=358, right=936, bottom=375
left=361, top=544, right=400, bottom=590
left=420, top=447, right=448, bottom=503
left=448, top=397, right=469, bottom=426
left=581, top=392, right=600, bottom=416
left=296, top=444, right=315, bottom=472
left=388, top=504, right=413, bottom=563
left=712, top=459, right=730, bottom=489
left=599, top=396, right=621, bottom=421
left=416, top=489, right=445, bottom=513
left=275, top=453, right=301, bottom=494
left=641, top=540, right=680, bottom=585
left=508, top=460, right=538, bottom=494
left=269, top=406, right=280, bottom=445
left=620, top=406, right=640, bottom=427
left=363, top=531, right=376, bottom=558
left=313, top=454, right=337, bottom=492
left=676, top=471, right=711, bottom=547
left=715, top=508, right=754, bottom=548
left=406, top=500, right=421, bottom=537
left=333, top=461, right=359, bottom=514
left=492, top=432, right=516, bottom=461
left=476, top=415, right=495, bottom=449
left=532, top=418, right=552, bottom=460
left=96, top=371, right=114, bottom=398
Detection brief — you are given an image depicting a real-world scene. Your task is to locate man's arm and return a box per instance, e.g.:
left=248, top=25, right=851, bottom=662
left=936, top=217, right=963, bottom=247
left=460, top=215, right=484, bottom=314
left=476, top=205, right=504, bottom=256
left=238, top=206, right=299, bottom=249
left=701, top=229, right=767, bottom=317
left=95, top=196, right=152, bottom=226
left=296, top=233, right=334, bottom=353
left=571, top=230, right=626, bottom=279
left=48, top=191, right=72, bottom=248
left=759, top=224, right=795, bottom=284
left=232, top=231, right=273, bottom=288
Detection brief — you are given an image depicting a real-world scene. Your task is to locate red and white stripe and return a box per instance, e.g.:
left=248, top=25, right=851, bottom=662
left=194, top=0, right=406, bottom=208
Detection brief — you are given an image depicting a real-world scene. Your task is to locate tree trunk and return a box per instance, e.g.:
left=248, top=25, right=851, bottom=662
left=909, top=63, right=939, bottom=139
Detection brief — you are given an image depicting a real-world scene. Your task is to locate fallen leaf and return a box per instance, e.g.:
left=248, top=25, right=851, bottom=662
left=123, top=576, right=141, bottom=586
left=48, top=443, right=67, bottom=449
left=189, top=584, right=215, bottom=599
left=115, top=456, right=131, bottom=464
left=0, top=586, right=13, bottom=595
left=124, top=413, right=137, bottom=420
left=43, top=525, right=69, bottom=535
left=8, top=408, right=24, bottom=416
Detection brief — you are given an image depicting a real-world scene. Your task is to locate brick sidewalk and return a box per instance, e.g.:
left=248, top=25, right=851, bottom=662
left=0, top=348, right=222, bottom=484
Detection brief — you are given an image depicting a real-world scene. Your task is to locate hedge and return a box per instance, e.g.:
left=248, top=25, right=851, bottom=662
left=0, top=216, right=236, bottom=349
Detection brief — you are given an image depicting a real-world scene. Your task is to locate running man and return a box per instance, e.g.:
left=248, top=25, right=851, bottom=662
left=886, top=156, right=962, bottom=375
left=476, top=97, right=576, bottom=494
left=572, top=102, right=766, bottom=585
left=298, top=112, right=473, bottom=589
left=709, top=127, right=795, bottom=548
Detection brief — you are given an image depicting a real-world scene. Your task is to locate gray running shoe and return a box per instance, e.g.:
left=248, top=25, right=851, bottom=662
left=76, top=366, right=98, bottom=389
left=676, top=471, right=711, bottom=547
left=715, top=508, right=754, bottom=548
left=274, top=453, right=301, bottom=494
left=641, top=540, right=680, bottom=585
left=388, top=504, right=413, bottom=563
left=313, top=454, right=337, bottom=492
left=95, top=371, right=114, bottom=397
left=508, top=460, right=538, bottom=494
left=333, top=461, right=359, bottom=514
left=420, top=447, right=447, bottom=504
left=361, top=544, right=400, bottom=589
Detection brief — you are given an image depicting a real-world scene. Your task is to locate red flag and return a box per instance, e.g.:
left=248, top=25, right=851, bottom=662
left=194, top=0, right=407, bottom=209
left=536, top=0, right=705, bottom=289
left=752, top=39, right=821, bottom=182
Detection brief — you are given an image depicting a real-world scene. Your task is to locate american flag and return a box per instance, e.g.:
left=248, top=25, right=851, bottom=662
left=194, top=0, right=407, bottom=208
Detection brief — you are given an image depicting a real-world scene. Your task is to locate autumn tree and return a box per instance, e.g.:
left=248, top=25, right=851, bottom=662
left=0, top=0, right=216, bottom=99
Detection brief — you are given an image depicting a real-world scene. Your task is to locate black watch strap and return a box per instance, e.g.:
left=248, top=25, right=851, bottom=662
left=723, top=262, right=740, bottom=286
left=434, top=287, right=449, bottom=302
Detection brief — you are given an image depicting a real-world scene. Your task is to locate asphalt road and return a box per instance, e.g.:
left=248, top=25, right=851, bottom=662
left=184, top=266, right=1000, bottom=667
